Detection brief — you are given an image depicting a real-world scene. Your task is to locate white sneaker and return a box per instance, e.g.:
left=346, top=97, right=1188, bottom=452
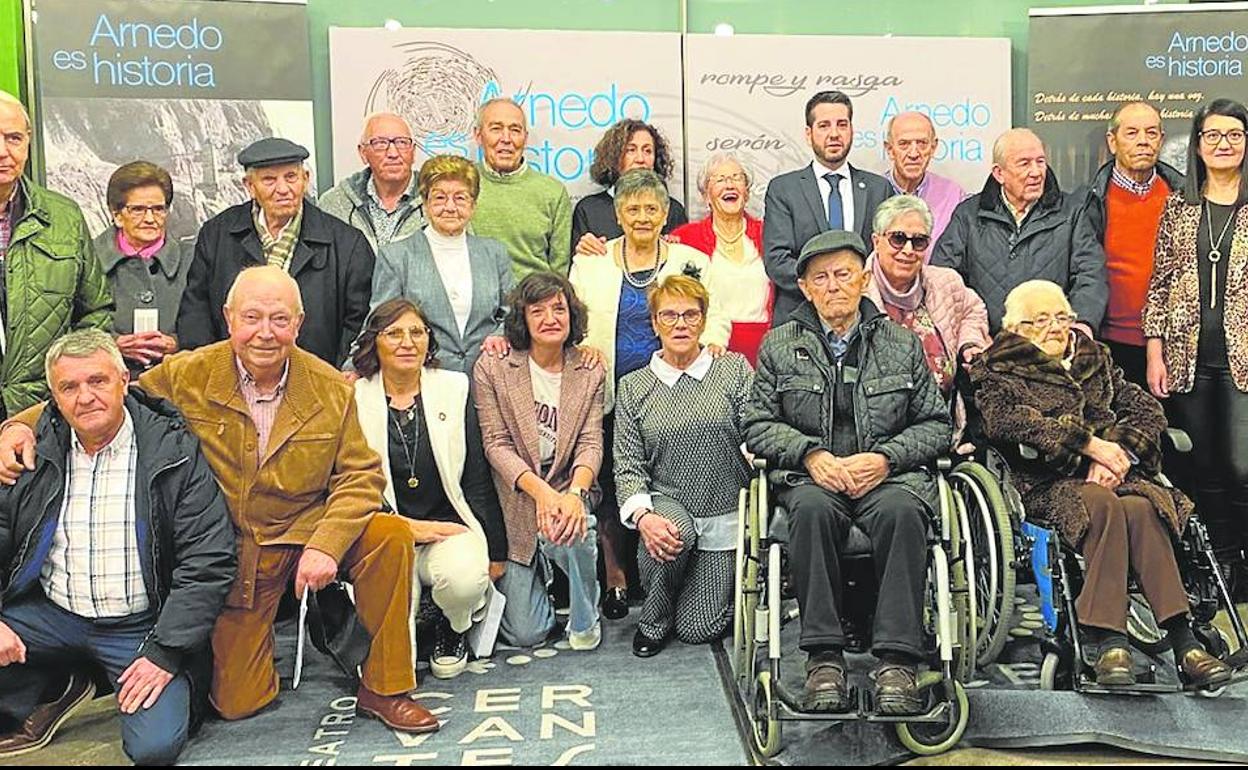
left=567, top=620, right=602, bottom=651
left=430, top=627, right=469, bottom=679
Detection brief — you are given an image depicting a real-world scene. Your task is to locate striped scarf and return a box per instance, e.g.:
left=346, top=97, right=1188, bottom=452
left=252, top=201, right=303, bottom=270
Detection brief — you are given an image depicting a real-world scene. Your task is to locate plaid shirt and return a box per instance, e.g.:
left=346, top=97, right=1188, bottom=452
left=0, top=186, right=16, bottom=260
left=237, top=356, right=289, bottom=458
left=40, top=410, right=149, bottom=618
left=1111, top=165, right=1158, bottom=197
left=252, top=201, right=304, bottom=270
left=365, top=175, right=418, bottom=246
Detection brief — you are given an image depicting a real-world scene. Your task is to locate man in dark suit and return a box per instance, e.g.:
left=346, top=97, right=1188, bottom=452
left=177, top=138, right=375, bottom=367
left=762, top=91, right=893, bottom=326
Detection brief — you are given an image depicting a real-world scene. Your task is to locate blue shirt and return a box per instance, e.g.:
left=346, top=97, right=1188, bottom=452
left=615, top=270, right=660, bottom=382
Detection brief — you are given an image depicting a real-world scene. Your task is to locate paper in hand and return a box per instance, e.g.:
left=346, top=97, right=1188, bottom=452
left=293, top=590, right=309, bottom=689
left=133, top=308, right=159, bottom=334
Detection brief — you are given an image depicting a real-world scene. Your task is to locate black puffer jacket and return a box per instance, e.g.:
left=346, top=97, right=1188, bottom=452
left=0, top=388, right=236, bottom=674
left=1078, top=159, right=1185, bottom=244
left=743, top=299, right=952, bottom=505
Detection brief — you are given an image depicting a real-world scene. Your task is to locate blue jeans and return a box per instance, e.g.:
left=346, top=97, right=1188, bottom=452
left=0, top=594, right=190, bottom=765
left=497, top=514, right=601, bottom=647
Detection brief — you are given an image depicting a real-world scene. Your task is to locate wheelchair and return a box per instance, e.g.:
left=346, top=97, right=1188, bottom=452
left=730, top=456, right=1002, bottom=757
left=963, top=430, right=1248, bottom=696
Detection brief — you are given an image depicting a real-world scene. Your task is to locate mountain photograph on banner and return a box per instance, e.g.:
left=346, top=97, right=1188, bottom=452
left=328, top=27, right=683, bottom=203
left=31, top=0, right=315, bottom=241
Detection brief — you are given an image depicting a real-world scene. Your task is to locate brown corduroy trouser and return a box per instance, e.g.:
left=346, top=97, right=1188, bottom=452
left=210, top=515, right=416, bottom=720
left=1075, top=484, right=1189, bottom=634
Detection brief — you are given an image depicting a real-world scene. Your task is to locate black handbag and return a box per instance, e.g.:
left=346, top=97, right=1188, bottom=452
left=306, top=582, right=373, bottom=679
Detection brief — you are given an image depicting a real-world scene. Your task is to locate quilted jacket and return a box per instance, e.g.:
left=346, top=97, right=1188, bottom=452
left=742, top=298, right=952, bottom=506
left=1, top=179, right=114, bottom=414
left=931, top=170, right=1107, bottom=333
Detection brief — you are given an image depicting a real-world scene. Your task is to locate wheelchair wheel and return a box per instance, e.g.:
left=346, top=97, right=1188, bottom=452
left=950, top=461, right=1017, bottom=667
left=733, top=482, right=760, bottom=685
left=1126, top=594, right=1169, bottom=656
left=752, top=670, right=782, bottom=758
left=895, top=680, right=969, bottom=756
left=1039, top=651, right=1072, bottom=691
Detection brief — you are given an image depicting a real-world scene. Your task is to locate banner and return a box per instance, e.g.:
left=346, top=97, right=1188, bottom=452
left=328, top=27, right=683, bottom=203
left=1028, top=3, right=1248, bottom=187
left=31, top=0, right=315, bottom=240
left=683, top=34, right=1012, bottom=220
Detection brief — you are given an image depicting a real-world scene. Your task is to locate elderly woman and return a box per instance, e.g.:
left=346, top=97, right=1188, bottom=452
left=1144, top=98, right=1248, bottom=590
left=371, top=154, right=512, bottom=374
left=972, top=280, right=1230, bottom=689
left=865, top=194, right=990, bottom=439
left=352, top=297, right=506, bottom=679
left=614, top=276, right=752, bottom=656
left=570, top=168, right=731, bottom=620
left=474, top=272, right=607, bottom=650
left=572, top=119, right=687, bottom=256
left=93, top=161, right=189, bottom=370
left=670, top=153, right=772, bottom=364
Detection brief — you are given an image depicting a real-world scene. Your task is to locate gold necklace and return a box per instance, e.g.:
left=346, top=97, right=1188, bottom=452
left=712, top=218, right=746, bottom=244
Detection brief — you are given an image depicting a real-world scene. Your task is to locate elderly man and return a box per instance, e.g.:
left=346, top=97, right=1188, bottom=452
left=1080, top=102, right=1184, bottom=387
left=177, top=137, right=374, bottom=367
left=932, top=128, right=1106, bottom=334
left=0, top=266, right=437, bottom=733
left=320, top=112, right=425, bottom=251
left=0, top=90, right=113, bottom=417
left=883, top=111, right=966, bottom=248
left=0, top=329, right=234, bottom=763
left=470, top=98, right=573, bottom=280
left=743, top=231, right=952, bottom=715
left=763, top=91, right=893, bottom=327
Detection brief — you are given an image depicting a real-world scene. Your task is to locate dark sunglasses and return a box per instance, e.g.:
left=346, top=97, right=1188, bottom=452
left=885, top=231, right=931, bottom=251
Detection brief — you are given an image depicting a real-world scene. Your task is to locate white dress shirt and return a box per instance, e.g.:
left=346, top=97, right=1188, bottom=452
left=811, top=159, right=856, bottom=233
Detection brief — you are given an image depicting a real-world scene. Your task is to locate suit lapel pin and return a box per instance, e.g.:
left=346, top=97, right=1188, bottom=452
left=438, top=412, right=446, bottom=421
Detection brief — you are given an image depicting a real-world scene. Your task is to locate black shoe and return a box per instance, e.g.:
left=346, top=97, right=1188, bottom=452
left=430, top=620, right=468, bottom=679
left=632, top=628, right=669, bottom=658
left=602, top=587, right=629, bottom=620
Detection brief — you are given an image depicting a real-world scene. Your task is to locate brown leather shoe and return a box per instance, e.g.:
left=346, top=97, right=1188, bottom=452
left=0, top=673, right=95, bottom=758
left=802, top=660, right=849, bottom=712
left=1179, top=648, right=1232, bottom=690
left=872, top=663, right=923, bottom=715
left=356, top=686, right=440, bottom=733
left=1092, top=646, right=1136, bottom=686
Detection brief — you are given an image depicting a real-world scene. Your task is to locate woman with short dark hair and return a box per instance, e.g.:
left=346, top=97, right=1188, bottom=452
left=352, top=297, right=507, bottom=679
left=94, top=160, right=188, bottom=371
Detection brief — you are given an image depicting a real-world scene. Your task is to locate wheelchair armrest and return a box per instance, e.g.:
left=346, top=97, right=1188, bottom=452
left=936, top=456, right=951, bottom=472
left=752, top=457, right=767, bottom=470
left=1163, top=427, right=1192, bottom=454
left=1018, top=444, right=1040, bottom=461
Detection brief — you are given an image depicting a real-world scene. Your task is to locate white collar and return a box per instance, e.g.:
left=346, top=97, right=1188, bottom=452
left=649, top=347, right=713, bottom=387
left=811, top=158, right=851, bottom=180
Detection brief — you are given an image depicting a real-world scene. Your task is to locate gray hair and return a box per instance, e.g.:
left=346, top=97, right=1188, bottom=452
left=884, top=111, right=935, bottom=143
left=992, top=128, right=1044, bottom=166
left=358, top=112, right=413, bottom=145
left=224, top=265, right=304, bottom=315
left=695, top=152, right=753, bottom=197
left=0, top=90, right=31, bottom=133
left=613, top=169, right=670, bottom=213
left=1001, top=280, right=1072, bottom=330
left=474, top=98, right=526, bottom=131
left=45, top=329, right=126, bottom=385
left=872, top=194, right=933, bottom=235
left=1107, top=101, right=1161, bottom=134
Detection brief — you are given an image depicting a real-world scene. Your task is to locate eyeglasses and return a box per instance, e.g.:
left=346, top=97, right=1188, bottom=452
left=380, top=326, right=428, bottom=345
left=708, top=173, right=748, bottom=186
left=655, top=309, right=704, bottom=327
left=364, top=136, right=415, bottom=152
left=122, top=204, right=168, bottom=218
left=1199, top=129, right=1246, bottom=147
left=884, top=231, right=931, bottom=251
left=1016, top=312, right=1077, bottom=331
left=427, top=191, right=474, bottom=209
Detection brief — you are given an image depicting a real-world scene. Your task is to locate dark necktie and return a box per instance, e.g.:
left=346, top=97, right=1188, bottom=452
left=824, top=173, right=844, bottom=230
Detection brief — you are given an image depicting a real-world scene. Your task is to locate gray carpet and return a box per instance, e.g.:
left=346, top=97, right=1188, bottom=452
left=733, top=596, right=1248, bottom=765
left=179, top=616, right=748, bottom=766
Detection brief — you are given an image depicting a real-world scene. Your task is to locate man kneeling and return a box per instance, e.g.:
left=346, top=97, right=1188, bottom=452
left=743, top=231, right=953, bottom=714
left=0, top=330, right=235, bottom=763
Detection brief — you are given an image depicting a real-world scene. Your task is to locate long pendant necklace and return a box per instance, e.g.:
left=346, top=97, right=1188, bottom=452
left=1205, top=200, right=1237, bottom=309
left=621, top=239, right=664, bottom=289
left=389, top=400, right=421, bottom=489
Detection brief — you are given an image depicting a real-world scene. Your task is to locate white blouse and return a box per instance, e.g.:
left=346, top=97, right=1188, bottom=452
left=705, top=237, right=769, bottom=323
left=424, top=225, right=474, bottom=336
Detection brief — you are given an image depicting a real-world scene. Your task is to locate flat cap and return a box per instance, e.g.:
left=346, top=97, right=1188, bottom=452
left=795, top=229, right=869, bottom=277
left=237, top=137, right=309, bottom=169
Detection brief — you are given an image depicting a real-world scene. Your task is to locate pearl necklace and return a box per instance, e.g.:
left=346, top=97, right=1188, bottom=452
left=621, top=239, right=664, bottom=289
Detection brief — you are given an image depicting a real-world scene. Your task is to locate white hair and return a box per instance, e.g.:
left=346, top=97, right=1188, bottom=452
left=358, top=112, right=413, bottom=145
left=1001, top=280, right=1072, bottom=330
left=474, top=98, right=526, bottom=131
left=45, top=329, right=126, bottom=386
left=872, top=194, right=933, bottom=236
left=0, top=90, right=31, bottom=133
left=695, top=152, right=753, bottom=197
left=224, top=265, right=304, bottom=315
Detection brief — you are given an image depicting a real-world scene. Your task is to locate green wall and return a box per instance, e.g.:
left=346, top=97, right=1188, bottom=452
left=0, top=0, right=23, bottom=99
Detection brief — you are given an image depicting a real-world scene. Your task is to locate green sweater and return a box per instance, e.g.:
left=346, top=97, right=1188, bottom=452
left=471, top=162, right=572, bottom=279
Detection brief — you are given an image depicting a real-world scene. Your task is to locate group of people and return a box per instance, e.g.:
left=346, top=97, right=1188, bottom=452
left=0, top=78, right=1243, bottom=763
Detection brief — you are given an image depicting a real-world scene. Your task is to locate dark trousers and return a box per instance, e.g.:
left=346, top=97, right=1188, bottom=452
left=782, top=483, right=928, bottom=659
left=1105, top=340, right=1148, bottom=392
left=0, top=594, right=190, bottom=765
left=1169, top=366, right=1248, bottom=558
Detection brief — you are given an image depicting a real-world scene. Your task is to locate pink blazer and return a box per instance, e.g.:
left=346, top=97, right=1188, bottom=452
left=472, top=348, right=606, bottom=565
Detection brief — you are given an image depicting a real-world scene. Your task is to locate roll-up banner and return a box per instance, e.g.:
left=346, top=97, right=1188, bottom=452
left=328, top=27, right=684, bottom=203
left=30, top=0, right=316, bottom=240
left=1028, top=2, right=1248, bottom=187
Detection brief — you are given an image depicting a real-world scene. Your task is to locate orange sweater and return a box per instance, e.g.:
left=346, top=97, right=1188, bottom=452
left=1102, top=178, right=1170, bottom=346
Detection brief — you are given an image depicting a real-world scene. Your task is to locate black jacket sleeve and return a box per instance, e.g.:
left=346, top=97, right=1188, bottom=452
left=337, top=231, right=376, bottom=367
left=463, top=405, right=508, bottom=562
left=175, top=232, right=218, bottom=351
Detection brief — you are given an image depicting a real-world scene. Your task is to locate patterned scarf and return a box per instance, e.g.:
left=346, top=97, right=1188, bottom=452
left=252, top=201, right=303, bottom=270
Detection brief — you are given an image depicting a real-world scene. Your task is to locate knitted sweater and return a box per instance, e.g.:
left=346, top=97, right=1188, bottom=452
left=471, top=162, right=573, bottom=280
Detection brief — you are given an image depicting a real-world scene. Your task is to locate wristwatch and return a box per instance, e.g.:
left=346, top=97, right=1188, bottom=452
left=568, top=486, right=592, bottom=509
